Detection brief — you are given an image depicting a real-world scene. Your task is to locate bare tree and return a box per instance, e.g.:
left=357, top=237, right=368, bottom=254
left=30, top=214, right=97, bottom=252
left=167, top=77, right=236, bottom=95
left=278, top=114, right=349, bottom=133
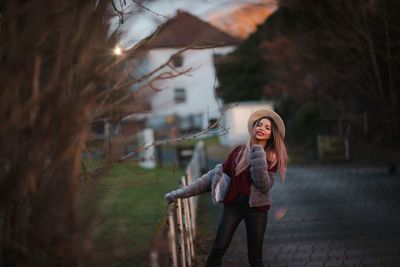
left=0, top=1, right=130, bottom=265
left=271, top=0, right=400, bottom=142
left=0, top=1, right=230, bottom=266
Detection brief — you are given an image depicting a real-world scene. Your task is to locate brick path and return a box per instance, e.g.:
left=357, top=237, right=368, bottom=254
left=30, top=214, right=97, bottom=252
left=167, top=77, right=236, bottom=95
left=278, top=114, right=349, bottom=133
left=199, top=165, right=400, bottom=267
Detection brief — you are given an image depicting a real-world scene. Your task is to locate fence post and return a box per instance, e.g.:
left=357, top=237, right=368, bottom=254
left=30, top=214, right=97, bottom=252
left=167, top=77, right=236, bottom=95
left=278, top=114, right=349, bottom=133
left=182, top=177, right=195, bottom=261
left=150, top=251, right=159, bottom=267
left=177, top=197, right=187, bottom=267
left=162, top=141, right=207, bottom=266
left=167, top=208, right=178, bottom=267
left=185, top=170, right=196, bottom=239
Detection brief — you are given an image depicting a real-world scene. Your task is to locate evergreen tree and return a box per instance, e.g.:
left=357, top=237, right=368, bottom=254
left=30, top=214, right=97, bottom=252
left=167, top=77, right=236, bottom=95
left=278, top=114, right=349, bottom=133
left=217, top=0, right=400, bottom=146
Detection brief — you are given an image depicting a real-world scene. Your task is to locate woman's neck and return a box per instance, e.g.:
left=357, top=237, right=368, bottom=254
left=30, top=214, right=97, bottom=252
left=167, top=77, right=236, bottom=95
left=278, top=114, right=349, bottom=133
left=254, top=140, right=266, bottom=147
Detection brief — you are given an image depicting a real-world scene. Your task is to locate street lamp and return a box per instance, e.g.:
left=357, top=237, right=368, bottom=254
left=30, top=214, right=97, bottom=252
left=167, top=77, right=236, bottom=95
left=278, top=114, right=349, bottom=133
left=113, top=45, right=122, bottom=56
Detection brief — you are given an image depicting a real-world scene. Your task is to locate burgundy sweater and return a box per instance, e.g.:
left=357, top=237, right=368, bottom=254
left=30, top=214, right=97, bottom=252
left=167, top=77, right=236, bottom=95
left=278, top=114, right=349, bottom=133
left=222, top=145, right=277, bottom=212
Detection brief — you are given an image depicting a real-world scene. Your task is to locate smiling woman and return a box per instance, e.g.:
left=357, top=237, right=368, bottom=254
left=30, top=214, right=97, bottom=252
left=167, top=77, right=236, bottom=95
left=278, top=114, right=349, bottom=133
left=165, top=108, right=288, bottom=267
left=254, top=118, right=272, bottom=146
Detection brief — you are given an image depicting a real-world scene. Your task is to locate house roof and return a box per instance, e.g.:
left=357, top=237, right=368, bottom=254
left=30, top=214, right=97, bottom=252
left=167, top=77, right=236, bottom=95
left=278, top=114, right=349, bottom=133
left=143, top=10, right=241, bottom=49
left=208, top=4, right=275, bottom=39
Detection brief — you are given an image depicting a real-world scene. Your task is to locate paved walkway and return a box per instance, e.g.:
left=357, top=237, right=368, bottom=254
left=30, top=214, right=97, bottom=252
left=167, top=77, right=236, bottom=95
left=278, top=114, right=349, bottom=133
left=197, top=165, right=400, bottom=267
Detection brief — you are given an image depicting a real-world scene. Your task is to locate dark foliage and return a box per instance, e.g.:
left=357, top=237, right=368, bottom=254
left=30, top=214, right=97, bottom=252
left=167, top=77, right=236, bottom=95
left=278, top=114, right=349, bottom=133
left=217, top=0, right=400, bottom=148
left=216, top=32, right=266, bottom=103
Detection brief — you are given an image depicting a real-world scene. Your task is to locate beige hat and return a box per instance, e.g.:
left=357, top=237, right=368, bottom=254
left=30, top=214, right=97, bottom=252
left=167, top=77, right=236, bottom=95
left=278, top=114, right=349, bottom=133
left=247, top=109, right=285, bottom=139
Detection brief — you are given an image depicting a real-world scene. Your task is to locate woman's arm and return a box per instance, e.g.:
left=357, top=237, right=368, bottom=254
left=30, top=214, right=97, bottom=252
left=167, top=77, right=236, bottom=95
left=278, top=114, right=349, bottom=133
left=165, top=146, right=240, bottom=204
left=249, top=144, right=275, bottom=193
left=164, top=169, right=214, bottom=204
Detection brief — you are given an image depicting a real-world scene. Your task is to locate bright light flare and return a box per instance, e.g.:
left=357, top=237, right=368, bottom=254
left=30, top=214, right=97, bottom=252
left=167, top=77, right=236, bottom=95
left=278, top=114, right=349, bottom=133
left=273, top=207, right=288, bottom=221
left=114, top=45, right=122, bottom=56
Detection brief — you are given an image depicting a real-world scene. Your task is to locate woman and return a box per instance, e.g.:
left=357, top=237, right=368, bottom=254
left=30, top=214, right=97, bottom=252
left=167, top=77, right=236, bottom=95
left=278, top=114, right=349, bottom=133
left=165, top=109, right=288, bottom=267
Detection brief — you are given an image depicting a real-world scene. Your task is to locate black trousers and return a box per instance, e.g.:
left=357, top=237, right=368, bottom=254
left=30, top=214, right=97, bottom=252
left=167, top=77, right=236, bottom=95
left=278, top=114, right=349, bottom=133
left=205, top=196, right=268, bottom=267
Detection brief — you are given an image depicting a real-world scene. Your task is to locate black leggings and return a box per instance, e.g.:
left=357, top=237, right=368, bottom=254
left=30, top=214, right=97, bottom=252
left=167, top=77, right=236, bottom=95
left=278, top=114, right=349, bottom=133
left=206, top=196, right=268, bottom=267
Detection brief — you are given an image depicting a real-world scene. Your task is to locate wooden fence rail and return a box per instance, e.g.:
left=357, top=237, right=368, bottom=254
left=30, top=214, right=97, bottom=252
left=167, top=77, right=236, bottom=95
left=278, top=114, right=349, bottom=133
left=150, top=141, right=207, bottom=267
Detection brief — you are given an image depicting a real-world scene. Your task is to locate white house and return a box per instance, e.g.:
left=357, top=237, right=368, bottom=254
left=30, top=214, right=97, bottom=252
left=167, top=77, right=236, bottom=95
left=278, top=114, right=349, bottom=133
left=140, top=10, right=240, bottom=131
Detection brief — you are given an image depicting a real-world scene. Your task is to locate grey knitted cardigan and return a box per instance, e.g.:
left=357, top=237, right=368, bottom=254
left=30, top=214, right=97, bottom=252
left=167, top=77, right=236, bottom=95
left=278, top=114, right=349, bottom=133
left=165, top=164, right=230, bottom=205
left=248, top=144, right=276, bottom=207
left=165, top=144, right=275, bottom=207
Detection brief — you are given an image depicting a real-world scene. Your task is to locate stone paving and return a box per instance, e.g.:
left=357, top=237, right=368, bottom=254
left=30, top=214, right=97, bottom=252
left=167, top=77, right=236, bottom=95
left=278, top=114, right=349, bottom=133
left=209, top=165, right=400, bottom=267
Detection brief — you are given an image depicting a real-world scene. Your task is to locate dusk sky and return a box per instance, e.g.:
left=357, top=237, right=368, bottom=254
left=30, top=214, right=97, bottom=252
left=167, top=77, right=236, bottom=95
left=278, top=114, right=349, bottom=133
left=110, top=0, right=277, bottom=48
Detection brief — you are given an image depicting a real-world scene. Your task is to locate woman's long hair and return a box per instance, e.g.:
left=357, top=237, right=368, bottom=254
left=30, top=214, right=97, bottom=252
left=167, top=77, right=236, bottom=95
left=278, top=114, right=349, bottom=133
left=235, top=117, right=288, bottom=181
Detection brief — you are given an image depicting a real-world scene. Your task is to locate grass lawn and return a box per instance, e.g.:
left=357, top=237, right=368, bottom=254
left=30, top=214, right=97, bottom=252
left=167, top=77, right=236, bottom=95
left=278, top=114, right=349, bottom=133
left=162, top=135, right=220, bottom=151
left=81, top=161, right=183, bottom=266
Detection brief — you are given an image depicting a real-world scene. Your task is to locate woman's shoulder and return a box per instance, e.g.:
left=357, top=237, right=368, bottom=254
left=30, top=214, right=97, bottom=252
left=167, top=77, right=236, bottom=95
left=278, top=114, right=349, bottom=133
left=231, top=144, right=245, bottom=154
left=234, top=144, right=245, bottom=151
left=225, top=145, right=244, bottom=160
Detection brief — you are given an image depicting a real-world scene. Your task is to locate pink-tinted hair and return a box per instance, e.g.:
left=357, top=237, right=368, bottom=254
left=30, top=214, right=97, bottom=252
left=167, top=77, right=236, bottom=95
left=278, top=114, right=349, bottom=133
left=235, top=117, right=288, bottom=181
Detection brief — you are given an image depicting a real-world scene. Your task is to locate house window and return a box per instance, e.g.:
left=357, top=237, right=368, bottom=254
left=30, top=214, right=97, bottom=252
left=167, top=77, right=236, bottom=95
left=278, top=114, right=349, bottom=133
left=174, top=88, right=186, bottom=103
left=171, top=54, right=183, bottom=67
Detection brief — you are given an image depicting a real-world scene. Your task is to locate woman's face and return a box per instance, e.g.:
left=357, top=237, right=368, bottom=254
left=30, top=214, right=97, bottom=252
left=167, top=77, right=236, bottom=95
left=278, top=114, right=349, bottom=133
left=254, top=118, right=272, bottom=143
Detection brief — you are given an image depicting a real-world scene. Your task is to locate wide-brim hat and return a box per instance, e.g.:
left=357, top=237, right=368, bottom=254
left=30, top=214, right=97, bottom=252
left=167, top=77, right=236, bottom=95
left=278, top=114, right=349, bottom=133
left=247, top=109, right=285, bottom=139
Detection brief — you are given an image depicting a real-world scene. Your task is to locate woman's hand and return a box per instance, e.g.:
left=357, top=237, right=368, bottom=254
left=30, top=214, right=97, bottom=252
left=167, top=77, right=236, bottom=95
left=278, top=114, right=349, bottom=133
left=164, top=191, right=179, bottom=204
left=249, top=144, right=267, bottom=169
left=165, top=193, right=174, bottom=204
left=249, top=144, right=270, bottom=193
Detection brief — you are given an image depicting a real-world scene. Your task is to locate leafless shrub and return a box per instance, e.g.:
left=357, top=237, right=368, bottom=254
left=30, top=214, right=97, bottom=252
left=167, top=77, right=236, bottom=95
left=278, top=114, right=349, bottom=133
left=0, top=1, right=149, bottom=266
left=0, top=1, right=230, bottom=266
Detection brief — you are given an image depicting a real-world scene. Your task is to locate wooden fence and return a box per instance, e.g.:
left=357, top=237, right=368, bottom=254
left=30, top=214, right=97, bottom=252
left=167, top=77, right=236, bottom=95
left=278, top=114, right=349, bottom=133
left=150, top=140, right=207, bottom=267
